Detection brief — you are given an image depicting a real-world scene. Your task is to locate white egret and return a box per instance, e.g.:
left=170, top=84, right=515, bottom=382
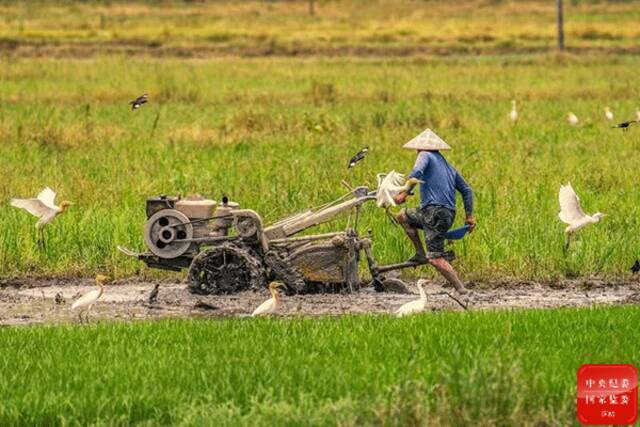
left=252, top=282, right=285, bottom=317
left=604, top=107, right=614, bottom=122
left=567, top=112, right=579, bottom=126
left=395, top=280, right=427, bottom=317
left=509, top=100, right=518, bottom=123
left=636, top=109, right=640, bottom=122
left=558, top=183, right=605, bottom=250
left=376, top=171, right=422, bottom=208
left=71, top=274, right=108, bottom=322
left=10, top=187, right=72, bottom=249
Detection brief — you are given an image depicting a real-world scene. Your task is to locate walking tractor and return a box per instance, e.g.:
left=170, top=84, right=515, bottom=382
left=118, top=178, right=468, bottom=296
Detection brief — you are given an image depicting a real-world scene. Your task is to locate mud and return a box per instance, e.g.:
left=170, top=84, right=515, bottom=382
left=3, top=40, right=640, bottom=59
left=1, top=277, right=639, bottom=326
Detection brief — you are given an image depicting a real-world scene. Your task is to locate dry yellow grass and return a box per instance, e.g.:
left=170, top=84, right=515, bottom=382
left=0, top=1, right=639, bottom=56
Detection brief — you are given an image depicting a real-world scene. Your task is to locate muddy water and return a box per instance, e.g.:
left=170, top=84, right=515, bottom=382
left=1, top=278, right=639, bottom=326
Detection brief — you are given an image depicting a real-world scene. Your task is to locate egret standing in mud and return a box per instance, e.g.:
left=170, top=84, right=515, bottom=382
left=558, top=183, right=605, bottom=250
left=10, top=187, right=73, bottom=249
left=252, top=282, right=285, bottom=317
left=71, top=274, right=109, bottom=323
left=395, top=280, right=427, bottom=317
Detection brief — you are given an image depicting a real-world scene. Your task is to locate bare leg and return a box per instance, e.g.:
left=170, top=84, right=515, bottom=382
left=396, top=210, right=426, bottom=260
left=563, top=233, right=571, bottom=252
left=430, top=257, right=467, bottom=295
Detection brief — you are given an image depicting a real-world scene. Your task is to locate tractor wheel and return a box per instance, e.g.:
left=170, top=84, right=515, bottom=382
left=188, top=243, right=265, bottom=295
left=382, top=278, right=412, bottom=294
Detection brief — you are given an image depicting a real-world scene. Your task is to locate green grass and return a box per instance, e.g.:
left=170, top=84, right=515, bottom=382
left=1, top=54, right=639, bottom=279
left=0, top=306, right=638, bottom=425
left=1, top=0, right=640, bottom=56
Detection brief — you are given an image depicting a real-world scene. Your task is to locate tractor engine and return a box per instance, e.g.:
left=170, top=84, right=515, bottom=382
left=143, top=195, right=239, bottom=259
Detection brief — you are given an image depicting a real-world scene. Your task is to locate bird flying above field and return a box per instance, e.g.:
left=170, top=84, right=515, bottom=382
left=251, top=282, right=284, bottom=316
left=558, top=183, right=604, bottom=250
left=509, top=100, right=518, bottom=123
left=71, top=274, right=108, bottom=322
left=604, top=107, right=614, bottom=122
left=10, top=187, right=72, bottom=249
left=10, top=187, right=71, bottom=229
left=375, top=171, right=422, bottom=208
left=347, top=147, right=369, bottom=169
left=130, top=93, right=148, bottom=110
left=567, top=112, right=579, bottom=126
left=631, top=260, right=640, bottom=274
left=395, top=280, right=427, bottom=317
left=612, top=120, right=638, bottom=131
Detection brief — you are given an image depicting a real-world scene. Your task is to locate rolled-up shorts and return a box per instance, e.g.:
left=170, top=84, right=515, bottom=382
left=405, top=205, right=455, bottom=253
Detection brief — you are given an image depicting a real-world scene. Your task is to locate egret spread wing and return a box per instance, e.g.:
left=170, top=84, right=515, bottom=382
left=71, top=289, right=101, bottom=310
left=10, top=198, right=53, bottom=218
left=37, top=187, right=57, bottom=208
left=558, top=183, right=586, bottom=224
left=376, top=171, right=407, bottom=207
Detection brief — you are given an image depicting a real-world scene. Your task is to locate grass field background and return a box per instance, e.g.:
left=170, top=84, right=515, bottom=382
left=1, top=0, right=640, bottom=56
left=1, top=0, right=640, bottom=280
left=0, top=306, right=638, bottom=425
left=1, top=54, right=639, bottom=279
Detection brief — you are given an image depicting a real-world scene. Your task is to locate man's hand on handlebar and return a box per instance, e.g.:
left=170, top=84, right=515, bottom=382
left=393, top=192, right=408, bottom=205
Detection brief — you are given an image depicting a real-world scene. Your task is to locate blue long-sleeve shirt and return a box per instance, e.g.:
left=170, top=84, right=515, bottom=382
left=407, top=151, right=473, bottom=215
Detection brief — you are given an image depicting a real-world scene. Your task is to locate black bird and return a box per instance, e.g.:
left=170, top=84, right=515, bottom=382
left=54, top=292, right=65, bottom=305
left=612, top=120, right=638, bottom=131
left=631, top=260, right=640, bottom=274
left=130, top=93, right=148, bottom=110
left=347, top=147, right=369, bottom=169
left=148, top=284, right=160, bottom=304
left=221, top=195, right=229, bottom=206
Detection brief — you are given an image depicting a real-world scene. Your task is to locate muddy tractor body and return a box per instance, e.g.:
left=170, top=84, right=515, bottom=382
left=120, top=185, right=455, bottom=294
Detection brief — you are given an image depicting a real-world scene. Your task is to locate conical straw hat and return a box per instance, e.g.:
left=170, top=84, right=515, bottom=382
left=402, top=128, right=451, bottom=151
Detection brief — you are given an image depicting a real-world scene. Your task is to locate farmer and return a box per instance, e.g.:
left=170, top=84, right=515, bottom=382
left=393, top=129, right=475, bottom=296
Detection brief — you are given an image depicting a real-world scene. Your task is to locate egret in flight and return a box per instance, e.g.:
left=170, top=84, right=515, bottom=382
left=567, top=112, right=579, bottom=126
left=395, top=280, right=427, bottom=317
left=71, top=274, right=109, bottom=323
left=252, top=282, right=285, bottom=316
left=509, top=100, right=518, bottom=123
left=558, top=183, right=605, bottom=250
left=10, top=187, right=72, bottom=249
left=376, top=171, right=422, bottom=208
left=604, top=107, right=614, bottom=122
